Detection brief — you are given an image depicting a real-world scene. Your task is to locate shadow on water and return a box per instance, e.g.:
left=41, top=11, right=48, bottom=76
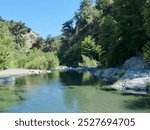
left=59, top=71, right=99, bottom=86
left=124, top=93, right=150, bottom=111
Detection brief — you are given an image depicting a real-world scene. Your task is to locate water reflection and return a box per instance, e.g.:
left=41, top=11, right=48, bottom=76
left=125, top=94, right=150, bottom=110
left=0, top=83, right=25, bottom=112
left=0, top=71, right=150, bottom=113
left=59, top=71, right=99, bottom=86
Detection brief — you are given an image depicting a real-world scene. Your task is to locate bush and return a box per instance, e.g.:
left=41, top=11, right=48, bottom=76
left=45, top=53, right=59, bottom=69
left=143, top=41, right=150, bottom=61
left=61, top=36, right=102, bottom=67
left=18, top=49, right=59, bottom=70
left=79, top=55, right=98, bottom=67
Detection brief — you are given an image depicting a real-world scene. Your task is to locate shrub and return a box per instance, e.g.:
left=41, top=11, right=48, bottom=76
left=143, top=41, right=150, bottom=61
left=19, top=49, right=59, bottom=70
left=79, top=55, right=98, bottom=67
left=45, top=53, right=59, bottom=69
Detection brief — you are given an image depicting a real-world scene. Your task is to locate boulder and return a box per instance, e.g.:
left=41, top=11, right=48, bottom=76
left=93, top=68, right=124, bottom=83
left=121, top=70, right=150, bottom=80
left=123, top=57, right=150, bottom=71
left=112, top=77, right=150, bottom=91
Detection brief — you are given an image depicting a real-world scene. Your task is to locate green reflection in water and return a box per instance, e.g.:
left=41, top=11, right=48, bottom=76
left=0, top=71, right=150, bottom=113
left=0, top=83, right=25, bottom=112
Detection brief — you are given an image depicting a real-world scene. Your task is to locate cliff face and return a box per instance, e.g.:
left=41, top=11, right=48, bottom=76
left=0, top=17, right=41, bottom=52
left=22, top=31, right=39, bottom=49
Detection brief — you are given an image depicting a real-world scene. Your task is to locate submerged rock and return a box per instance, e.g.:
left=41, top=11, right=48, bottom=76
left=0, top=76, right=16, bottom=84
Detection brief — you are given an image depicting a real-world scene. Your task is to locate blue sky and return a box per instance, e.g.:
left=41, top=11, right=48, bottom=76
left=0, top=0, right=81, bottom=38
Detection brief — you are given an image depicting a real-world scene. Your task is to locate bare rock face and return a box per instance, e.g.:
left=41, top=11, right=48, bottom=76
left=112, top=57, right=150, bottom=93
left=123, top=57, right=150, bottom=71
left=22, top=31, right=39, bottom=49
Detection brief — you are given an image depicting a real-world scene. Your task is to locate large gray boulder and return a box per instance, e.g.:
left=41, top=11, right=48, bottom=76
left=112, top=77, right=150, bottom=92
left=123, top=57, right=150, bottom=71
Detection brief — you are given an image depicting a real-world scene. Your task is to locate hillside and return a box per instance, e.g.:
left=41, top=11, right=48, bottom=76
left=0, top=17, right=59, bottom=70
left=59, top=0, right=150, bottom=68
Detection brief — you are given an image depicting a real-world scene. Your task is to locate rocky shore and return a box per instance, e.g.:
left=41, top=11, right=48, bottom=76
left=93, top=57, right=150, bottom=93
left=55, top=57, right=150, bottom=94
left=0, top=69, right=51, bottom=84
left=0, top=57, right=150, bottom=94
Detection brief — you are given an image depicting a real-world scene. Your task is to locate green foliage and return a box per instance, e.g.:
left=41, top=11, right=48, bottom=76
left=62, top=44, right=81, bottom=66
left=143, top=0, right=150, bottom=36
left=45, top=53, right=59, bottom=69
left=79, top=55, right=98, bottom=67
left=143, top=1, right=150, bottom=62
left=97, top=0, right=147, bottom=67
left=95, top=0, right=113, bottom=15
left=80, top=36, right=102, bottom=60
left=113, top=0, right=147, bottom=54
left=62, top=20, right=74, bottom=37
left=9, top=21, right=31, bottom=49
left=98, top=15, right=118, bottom=66
left=59, top=0, right=149, bottom=67
left=21, top=49, right=59, bottom=69
left=0, top=22, right=17, bottom=69
left=33, top=37, right=46, bottom=51
left=1, top=0, right=150, bottom=69
left=0, top=17, right=60, bottom=70
left=143, top=41, right=150, bottom=61
left=61, top=36, right=102, bottom=66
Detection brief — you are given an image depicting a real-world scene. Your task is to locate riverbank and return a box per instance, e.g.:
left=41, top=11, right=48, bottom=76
left=92, top=57, right=150, bottom=93
left=0, top=57, right=150, bottom=94
left=0, top=69, right=51, bottom=77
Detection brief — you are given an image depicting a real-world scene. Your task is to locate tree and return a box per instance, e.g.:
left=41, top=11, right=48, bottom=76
left=98, top=15, right=118, bottom=66
left=80, top=0, right=93, bottom=11
left=9, top=21, right=31, bottom=50
left=143, top=41, right=150, bottom=61
left=61, top=36, right=102, bottom=66
left=143, top=2, right=150, bottom=35
left=143, top=0, right=150, bottom=61
left=80, top=36, right=101, bottom=61
left=62, top=20, right=74, bottom=37
left=0, top=23, right=16, bottom=69
left=95, top=0, right=113, bottom=16
left=109, top=0, right=147, bottom=66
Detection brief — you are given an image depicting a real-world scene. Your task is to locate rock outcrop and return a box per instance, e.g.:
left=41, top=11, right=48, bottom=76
left=112, top=57, right=150, bottom=92
left=123, top=57, right=150, bottom=71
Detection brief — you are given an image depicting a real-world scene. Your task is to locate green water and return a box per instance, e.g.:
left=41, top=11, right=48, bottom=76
left=0, top=71, right=150, bottom=113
